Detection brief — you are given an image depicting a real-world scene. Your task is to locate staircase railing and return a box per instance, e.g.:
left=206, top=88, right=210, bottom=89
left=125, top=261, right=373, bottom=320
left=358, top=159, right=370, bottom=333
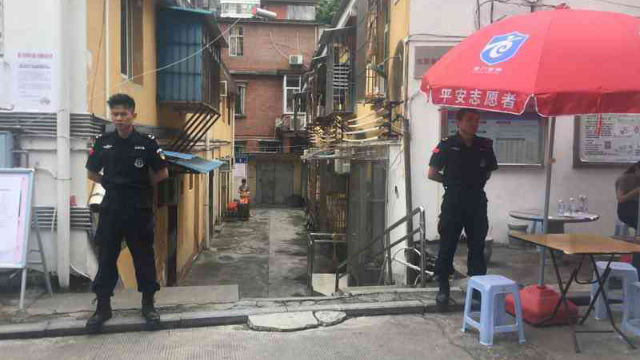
left=334, top=207, right=428, bottom=292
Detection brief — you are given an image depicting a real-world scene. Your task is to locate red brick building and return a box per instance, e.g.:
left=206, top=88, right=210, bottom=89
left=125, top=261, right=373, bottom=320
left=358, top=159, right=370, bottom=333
left=218, top=0, right=320, bottom=205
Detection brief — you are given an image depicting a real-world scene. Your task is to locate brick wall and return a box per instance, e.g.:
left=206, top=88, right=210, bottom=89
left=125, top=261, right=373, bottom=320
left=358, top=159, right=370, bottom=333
left=219, top=21, right=317, bottom=71
left=234, top=75, right=283, bottom=140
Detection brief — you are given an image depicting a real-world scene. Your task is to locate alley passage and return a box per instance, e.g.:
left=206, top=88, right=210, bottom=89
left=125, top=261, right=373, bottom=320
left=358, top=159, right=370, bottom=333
left=180, top=208, right=308, bottom=298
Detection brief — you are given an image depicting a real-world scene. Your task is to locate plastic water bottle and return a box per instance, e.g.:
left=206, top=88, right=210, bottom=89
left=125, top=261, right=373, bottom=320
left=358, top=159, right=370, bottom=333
left=579, top=195, right=588, bottom=213
left=569, top=197, right=577, bottom=216
left=557, top=200, right=565, bottom=217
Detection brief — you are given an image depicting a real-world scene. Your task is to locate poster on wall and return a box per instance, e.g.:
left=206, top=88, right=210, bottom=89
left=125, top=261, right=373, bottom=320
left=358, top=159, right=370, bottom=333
left=576, top=114, right=640, bottom=166
left=10, top=51, right=56, bottom=112
left=444, top=111, right=544, bottom=165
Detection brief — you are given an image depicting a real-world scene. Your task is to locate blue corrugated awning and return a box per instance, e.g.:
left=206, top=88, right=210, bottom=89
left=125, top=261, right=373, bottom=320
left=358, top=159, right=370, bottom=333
left=165, top=151, right=224, bottom=173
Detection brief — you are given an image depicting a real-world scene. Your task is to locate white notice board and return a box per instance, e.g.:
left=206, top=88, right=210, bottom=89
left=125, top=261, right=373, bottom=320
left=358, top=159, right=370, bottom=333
left=0, top=169, right=34, bottom=269
left=575, top=114, right=640, bottom=166
left=442, top=110, right=544, bottom=166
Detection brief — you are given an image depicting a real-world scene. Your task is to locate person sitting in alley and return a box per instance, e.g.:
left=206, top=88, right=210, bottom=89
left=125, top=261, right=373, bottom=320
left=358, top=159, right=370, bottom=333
left=615, top=162, right=640, bottom=272
left=427, top=108, right=498, bottom=306
left=85, top=93, right=169, bottom=331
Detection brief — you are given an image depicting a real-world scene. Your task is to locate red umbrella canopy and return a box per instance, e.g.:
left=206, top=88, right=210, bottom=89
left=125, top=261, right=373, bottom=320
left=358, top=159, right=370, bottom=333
left=420, top=8, right=640, bottom=116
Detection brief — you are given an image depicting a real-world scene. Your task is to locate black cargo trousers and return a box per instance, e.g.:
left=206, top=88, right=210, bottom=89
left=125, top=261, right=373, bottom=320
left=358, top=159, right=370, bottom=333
left=436, top=188, right=489, bottom=281
left=92, top=197, right=160, bottom=297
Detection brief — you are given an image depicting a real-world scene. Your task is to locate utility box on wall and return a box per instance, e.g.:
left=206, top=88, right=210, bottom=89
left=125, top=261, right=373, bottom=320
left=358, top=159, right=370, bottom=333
left=0, top=131, right=14, bottom=168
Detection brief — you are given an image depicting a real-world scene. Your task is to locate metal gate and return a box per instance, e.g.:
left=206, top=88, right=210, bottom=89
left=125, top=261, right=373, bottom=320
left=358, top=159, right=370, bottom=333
left=256, top=161, right=294, bottom=205
left=347, top=160, right=386, bottom=286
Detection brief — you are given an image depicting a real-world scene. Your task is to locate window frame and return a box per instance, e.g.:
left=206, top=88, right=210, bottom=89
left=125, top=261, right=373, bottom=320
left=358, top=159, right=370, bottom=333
left=120, top=0, right=143, bottom=84
left=235, top=83, right=246, bottom=118
left=286, top=5, right=316, bottom=21
left=283, top=75, right=302, bottom=115
left=259, top=140, right=282, bottom=153
left=220, top=1, right=259, bottom=18
left=234, top=140, right=247, bottom=156
left=229, top=25, right=244, bottom=57
left=120, top=0, right=132, bottom=78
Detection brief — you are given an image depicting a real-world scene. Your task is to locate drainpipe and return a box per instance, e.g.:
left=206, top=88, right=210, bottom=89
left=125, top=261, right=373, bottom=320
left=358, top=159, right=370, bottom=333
left=55, top=0, right=71, bottom=288
left=105, top=0, right=110, bottom=116
left=205, top=133, right=211, bottom=249
left=401, top=36, right=414, bottom=284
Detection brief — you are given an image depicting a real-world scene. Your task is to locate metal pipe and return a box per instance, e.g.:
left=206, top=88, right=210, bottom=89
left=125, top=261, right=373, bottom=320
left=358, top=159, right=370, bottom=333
left=55, top=0, right=71, bottom=288
left=402, top=37, right=415, bottom=285
left=540, top=116, right=556, bottom=285
left=204, top=132, right=211, bottom=249
left=105, top=0, right=110, bottom=117
left=419, top=207, right=427, bottom=288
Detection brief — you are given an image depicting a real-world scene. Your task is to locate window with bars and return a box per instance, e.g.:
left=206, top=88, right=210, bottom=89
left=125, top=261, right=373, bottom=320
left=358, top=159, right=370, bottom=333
left=220, top=1, right=259, bottom=18
left=229, top=26, right=244, bottom=57
left=259, top=140, right=281, bottom=153
left=286, top=5, right=315, bottom=21
left=283, top=75, right=302, bottom=114
left=234, top=140, right=247, bottom=155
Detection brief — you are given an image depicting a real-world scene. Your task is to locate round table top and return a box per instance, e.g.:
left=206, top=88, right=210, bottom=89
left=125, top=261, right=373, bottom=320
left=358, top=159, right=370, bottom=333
left=509, top=209, right=600, bottom=223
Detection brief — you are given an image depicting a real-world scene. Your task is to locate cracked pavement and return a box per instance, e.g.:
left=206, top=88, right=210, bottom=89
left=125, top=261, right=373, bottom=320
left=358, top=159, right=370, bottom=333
left=1, top=313, right=637, bottom=360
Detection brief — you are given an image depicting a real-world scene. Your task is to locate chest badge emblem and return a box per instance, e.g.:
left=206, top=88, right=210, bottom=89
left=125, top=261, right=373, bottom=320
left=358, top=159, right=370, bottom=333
left=134, top=157, right=144, bottom=168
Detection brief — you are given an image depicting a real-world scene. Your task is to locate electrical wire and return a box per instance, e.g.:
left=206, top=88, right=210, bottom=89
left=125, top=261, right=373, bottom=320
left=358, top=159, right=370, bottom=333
left=588, top=0, right=640, bottom=9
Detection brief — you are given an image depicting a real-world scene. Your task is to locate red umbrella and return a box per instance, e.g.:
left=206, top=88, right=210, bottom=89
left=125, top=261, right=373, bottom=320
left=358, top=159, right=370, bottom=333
left=421, top=8, right=640, bottom=116
left=420, top=8, right=640, bottom=328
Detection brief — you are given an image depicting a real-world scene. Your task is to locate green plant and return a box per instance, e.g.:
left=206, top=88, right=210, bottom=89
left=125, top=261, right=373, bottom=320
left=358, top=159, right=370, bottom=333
left=316, top=0, right=341, bottom=25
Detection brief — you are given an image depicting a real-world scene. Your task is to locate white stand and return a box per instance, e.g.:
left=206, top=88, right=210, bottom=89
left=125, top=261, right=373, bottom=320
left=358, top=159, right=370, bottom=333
left=17, top=209, right=54, bottom=309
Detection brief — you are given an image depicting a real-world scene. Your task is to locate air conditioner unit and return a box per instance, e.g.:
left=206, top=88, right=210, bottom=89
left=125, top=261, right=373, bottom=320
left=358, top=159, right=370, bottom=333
left=289, top=55, right=303, bottom=66
left=220, top=81, right=228, bottom=97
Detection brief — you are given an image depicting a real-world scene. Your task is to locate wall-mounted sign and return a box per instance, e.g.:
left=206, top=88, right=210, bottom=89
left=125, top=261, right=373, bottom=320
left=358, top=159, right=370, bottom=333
left=413, top=46, right=451, bottom=79
left=575, top=114, right=640, bottom=166
left=442, top=110, right=544, bottom=166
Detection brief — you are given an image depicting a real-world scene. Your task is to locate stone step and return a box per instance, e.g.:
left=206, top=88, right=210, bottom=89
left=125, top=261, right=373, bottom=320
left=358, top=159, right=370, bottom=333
left=25, top=285, right=239, bottom=316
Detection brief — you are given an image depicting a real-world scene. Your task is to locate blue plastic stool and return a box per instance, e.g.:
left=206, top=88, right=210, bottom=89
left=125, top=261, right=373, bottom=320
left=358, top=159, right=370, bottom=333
left=462, top=275, right=525, bottom=346
left=623, top=282, right=640, bottom=336
left=591, top=261, right=638, bottom=320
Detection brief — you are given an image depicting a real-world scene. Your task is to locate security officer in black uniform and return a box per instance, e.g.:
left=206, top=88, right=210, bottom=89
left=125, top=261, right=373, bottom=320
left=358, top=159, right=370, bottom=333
left=428, top=108, right=498, bottom=306
left=85, top=93, right=169, bottom=331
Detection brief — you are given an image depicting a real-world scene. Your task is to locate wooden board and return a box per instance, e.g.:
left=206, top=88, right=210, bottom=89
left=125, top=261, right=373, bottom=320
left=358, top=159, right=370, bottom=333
left=510, top=233, right=640, bottom=255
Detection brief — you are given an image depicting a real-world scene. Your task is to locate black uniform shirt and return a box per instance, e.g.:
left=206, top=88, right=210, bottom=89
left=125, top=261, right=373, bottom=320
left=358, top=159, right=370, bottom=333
left=429, top=134, right=498, bottom=190
left=86, top=129, right=168, bottom=209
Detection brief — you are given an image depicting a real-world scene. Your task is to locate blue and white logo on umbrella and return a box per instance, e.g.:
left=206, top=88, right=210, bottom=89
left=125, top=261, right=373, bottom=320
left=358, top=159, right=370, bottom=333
left=480, top=32, right=529, bottom=66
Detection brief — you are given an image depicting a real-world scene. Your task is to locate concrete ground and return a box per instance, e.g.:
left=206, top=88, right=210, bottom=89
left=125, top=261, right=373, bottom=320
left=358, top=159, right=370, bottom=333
left=1, top=313, right=638, bottom=360
left=180, top=208, right=310, bottom=298
left=441, top=242, right=597, bottom=295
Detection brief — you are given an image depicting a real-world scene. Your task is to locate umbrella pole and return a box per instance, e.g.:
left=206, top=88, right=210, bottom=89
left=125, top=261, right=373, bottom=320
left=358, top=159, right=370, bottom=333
left=540, top=116, right=556, bottom=286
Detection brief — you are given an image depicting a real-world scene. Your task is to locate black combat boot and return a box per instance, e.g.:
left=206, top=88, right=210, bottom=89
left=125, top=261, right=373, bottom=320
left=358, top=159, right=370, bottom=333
left=86, top=296, right=112, bottom=332
left=436, top=278, right=450, bottom=307
left=142, top=292, right=160, bottom=327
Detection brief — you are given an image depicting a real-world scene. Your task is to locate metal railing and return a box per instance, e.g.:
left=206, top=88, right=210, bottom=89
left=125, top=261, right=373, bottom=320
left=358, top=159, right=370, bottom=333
left=334, top=207, right=428, bottom=292
left=307, top=232, right=347, bottom=295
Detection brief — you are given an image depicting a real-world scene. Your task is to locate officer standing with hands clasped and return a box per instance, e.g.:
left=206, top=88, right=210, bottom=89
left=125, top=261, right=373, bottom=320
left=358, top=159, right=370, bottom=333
left=428, top=108, right=498, bottom=306
left=85, top=94, right=169, bottom=331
